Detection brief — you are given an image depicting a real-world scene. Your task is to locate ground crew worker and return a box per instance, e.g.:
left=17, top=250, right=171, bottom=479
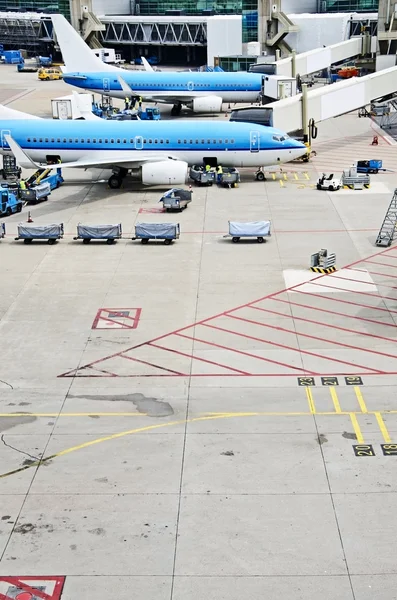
left=138, top=96, right=143, bottom=108
left=124, top=96, right=130, bottom=110
left=19, top=179, right=26, bottom=190
left=217, top=164, right=223, bottom=183
left=205, top=164, right=211, bottom=173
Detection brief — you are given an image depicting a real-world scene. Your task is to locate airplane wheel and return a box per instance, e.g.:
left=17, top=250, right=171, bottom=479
left=232, top=237, right=240, bottom=243
left=257, top=237, right=264, bottom=243
left=256, top=172, right=265, bottom=181
left=109, top=175, right=122, bottom=189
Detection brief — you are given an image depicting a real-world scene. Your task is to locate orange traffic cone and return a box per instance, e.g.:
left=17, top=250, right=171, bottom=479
left=27, top=211, right=33, bottom=223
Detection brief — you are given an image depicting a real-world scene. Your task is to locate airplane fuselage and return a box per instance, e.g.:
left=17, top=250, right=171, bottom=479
left=0, top=119, right=306, bottom=168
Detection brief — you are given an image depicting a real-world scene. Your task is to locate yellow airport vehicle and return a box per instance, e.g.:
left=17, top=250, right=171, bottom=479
left=38, top=68, right=63, bottom=81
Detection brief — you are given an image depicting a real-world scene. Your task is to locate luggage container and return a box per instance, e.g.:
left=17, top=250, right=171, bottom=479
left=189, top=165, right=216, bottom=186
left=218, top=168, right=240, bottom=188
left=1, top=154, right=22, bottom=180
left=132, top=222, right=180, bottom=245
left=15, top=223, right=64, bottom=244
left=341, top=166, right=370, bottom=190
left=20, top=182, right=51, bottom=204
left=73, top=223, right=122, bottom=244
left=160, top=188, right=192, bottom=212
left=227, top=220, right=271, bottom=243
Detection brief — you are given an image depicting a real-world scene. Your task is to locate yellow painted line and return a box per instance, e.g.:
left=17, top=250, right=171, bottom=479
left=304, top=172, right=310, bottom=180
left=329, top=387, right=341, bottom=413
left=350, top=413, right=364, bottom=444
left=0, top=412, right=147, bottom=417
left=272, top=173, right=276, bottom=180
left=283, top=173, right=287, bottom=180
left=294, top=172, right=298, bottom=180
left=279, top=179, right=284, bottom=187
left=306, top=387, right=316, bottom=414
left=354, top=387, right=368, bottom=413
left=375, top=411, right=391, bottom=443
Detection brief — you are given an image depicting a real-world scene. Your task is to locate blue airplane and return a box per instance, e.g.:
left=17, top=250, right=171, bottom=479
left=52, top=14, right=264, bottom=115
left=0, top=104, right=306, bottom=188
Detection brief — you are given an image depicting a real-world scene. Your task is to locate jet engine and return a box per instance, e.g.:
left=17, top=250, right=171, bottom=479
left=141, top=160, right=188, bottom=185
left=187, top=96, right=223, bottom=114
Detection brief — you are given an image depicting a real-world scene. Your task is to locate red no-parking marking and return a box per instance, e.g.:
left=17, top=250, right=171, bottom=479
left=92, top=308, right=142, bottom=330
left=0, top=577, right=65, bottom=600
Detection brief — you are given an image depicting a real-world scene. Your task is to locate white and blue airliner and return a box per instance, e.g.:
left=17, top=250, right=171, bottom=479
left=52, top=14, right=264, bottom=115
left=0, top=104, right=306, bottom=188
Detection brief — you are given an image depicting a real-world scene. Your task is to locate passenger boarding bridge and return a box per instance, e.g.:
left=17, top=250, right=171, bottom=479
left=231, top=66, right=397, bottom=135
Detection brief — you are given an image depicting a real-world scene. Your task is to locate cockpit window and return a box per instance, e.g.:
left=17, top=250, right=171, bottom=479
left=272, top=135, right=280, bottom=141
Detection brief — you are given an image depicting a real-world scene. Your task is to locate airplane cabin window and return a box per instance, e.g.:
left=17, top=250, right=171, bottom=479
left=110, top=139, right=114, bottom=143
left=231, top=139, right=234, bottom=143
left=69, top=139, right=72, bottom=143
left=51, top=138, right=55, bottom=143
left=87, top=139, right=90, bottom=143
left=27, top=138, right=31, bottom=142
left=219, top=139, right=222, bottom=144
left=98, top=139, right=102, bottom=143
left=117, top=139, right=121, bottom=143
left=225, top=139, right=228, bottom=143
left=93, top=139, right=97, bottom=143
left=149, top=139, right=152, bottom=143
left=130, top=139, right=134, bottom=143
left=207, top=139, right=210, bottom=144
left=183, top=140, right=187, bottom=144
left=154, top=139, right=158, bottom=143
left=57, top=138, right=60, bottom=142
left=105, top=139, right=108, bottom=143
left=201, top=139, right=204, bottom=143
left=178, top=139, right=181, bottom=144
left=123, top=139, right=127, bottom=144
left=81, top=139, right=84, bottom=143
left=39, top=138, right=43, bottom=142
left=63, top=138, right=66, bottom=142
left=160, top=139, right=164, bottom=144
left=143, top=139, right=147, bottom=143
left=166, top=139, right=169, bottom=144
left=45, top=138, right=49, bottom=142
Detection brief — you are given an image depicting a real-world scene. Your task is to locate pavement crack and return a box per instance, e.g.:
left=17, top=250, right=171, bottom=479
left=0, top=435, right=40, bottom=462
left=0, top=379, right=13, bottom=389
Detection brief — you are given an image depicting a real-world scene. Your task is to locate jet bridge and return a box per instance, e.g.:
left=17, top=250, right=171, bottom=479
left=262, top=66, right=397, bottom=133
left=272, top=36, right=372, bottom=78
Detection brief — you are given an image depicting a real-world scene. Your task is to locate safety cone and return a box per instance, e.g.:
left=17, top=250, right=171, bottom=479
left=27, top=211, right=33, bottom=223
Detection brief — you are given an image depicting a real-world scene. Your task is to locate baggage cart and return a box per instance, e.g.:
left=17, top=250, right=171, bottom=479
left=73, top=223, right=122, bottom=244
left=189, top=165, right=216, bottom=186
left=20, top=182, right=51, bottom=204
left=132, top=222, right=180, bottom=245
left=218, top=168, right=240, bottom=188
left=1, top=154, right=21, bottom=180
left=357, top=159, right=382, bottom=174
left=226, top=220, right=271, bottom=243
left=341, top=166, right=370, bottom=189
left=0, top=223, right=5, bottom=239
left=15, top=223, right=64, bottom=244
left=160, top=188, right=192, bottom=212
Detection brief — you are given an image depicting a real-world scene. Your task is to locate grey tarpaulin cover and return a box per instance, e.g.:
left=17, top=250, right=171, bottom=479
left=135, top=222, right=180, bottom=238
left=229, top=221, right=271, bottom=236
left=18, top=224, right=64, bottom=238
left=77, top=224, right=122, bottom=238
left=34, top=182, right=51, bottom=198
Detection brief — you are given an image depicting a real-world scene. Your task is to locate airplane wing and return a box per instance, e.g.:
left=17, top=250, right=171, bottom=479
left=141, top=57, right=154, bottom=72
left=117, top=76, right=195, bottom=104
left=5, top=135, right=179, bottom=170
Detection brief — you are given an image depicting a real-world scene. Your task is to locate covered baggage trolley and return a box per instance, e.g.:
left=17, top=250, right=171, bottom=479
left=219, top=168, right=240, bottom=188
left=227, top=220, right=271, bottom=243
left=132, top=222, right=180, bottom=245
left=189, top=165, right=215, bottom=187
left=0, top=223, right=5, bottom=239
left=341, top=166, right=370, bottom=190
left=15, top=223, right=64, bottom=244
left=160, top=188, right=192, bottom=212
left=74, top=223, right=122, bottom=244
left=20, top=182, right=51, bottom=204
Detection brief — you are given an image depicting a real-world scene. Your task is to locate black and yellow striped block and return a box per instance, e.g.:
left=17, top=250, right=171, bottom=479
left=310, top=266, right=337, bottom=274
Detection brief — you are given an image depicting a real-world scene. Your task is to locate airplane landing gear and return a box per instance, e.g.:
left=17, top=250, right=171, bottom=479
left=108, top=167, right=128, bottom=189
left=171, top=103, right=182, bottom=116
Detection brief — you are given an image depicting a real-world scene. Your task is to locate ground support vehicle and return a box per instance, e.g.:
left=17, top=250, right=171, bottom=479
left=0, top=185, right=23, bottom=216
left=15, top=224, right=64, bottom=244
left=1, top=155, right=21, bottom=180
left=160, top=188, right=192, bottom=212
left=316, top=173, right=342, bottom=191
left=38, top=68, right=62, bottom=81
left=226, top=220, right=271, bottom=243
left=341, top=166, right=370, bottom=189
left=0, top=223, right=5, bottom=239
left=356, top=159, right=383, bottom=174
left=132, top=223, right=180, bottom=245
left=20, top=182, right=51, bottom=204
left=189, top=166, right=216, bottom=186
left=39, top=171, right=64, bottom=190
left=73, top=224, right=122, bottom=244
left=218, top=168, right=240, bottom=188
left=138, top=107, right=161, bottom=120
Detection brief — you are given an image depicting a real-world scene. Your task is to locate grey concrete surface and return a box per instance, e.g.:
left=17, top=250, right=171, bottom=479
left=1, top=64, right=397, bottom=598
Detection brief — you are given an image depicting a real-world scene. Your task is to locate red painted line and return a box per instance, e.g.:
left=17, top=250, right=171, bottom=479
left=120, top=352, right=186, bottom=375
left=310, top=280, right=397, bottom=302
left=56, top=371, right=397, bottom=377
left=250, top=303, right=397, bottom=346
left=202, top=321, right=360, bottom=373
left=330, top=273, right=397, bottom=291
left=176, top=332, right=318, bottom=374
left=358, top=268, right=397, bottom=280
left=0, top=578, right=53, bottom=600
left=148, top=341, right=249, bottom=374
left=294, top=289, right=397, bottom=315
left=225, top=314, right=385, bottom=373
left=364, top=260, right=397, bottom=269
left=85, top=365, right=118, bottom=377
left=274, top=296, right=397, bottom=331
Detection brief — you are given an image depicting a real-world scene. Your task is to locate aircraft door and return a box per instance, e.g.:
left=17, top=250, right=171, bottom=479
left=58, top=101, right=69, bottom=120
left=103, top=78, right=110, bottom=93
left=1, top=129, right=11, bottom=150
left=250, top=130, right=260, bottom=153
left=135, top=136, right=143, bottom=149
left=187, top=81, right=194, bottom=91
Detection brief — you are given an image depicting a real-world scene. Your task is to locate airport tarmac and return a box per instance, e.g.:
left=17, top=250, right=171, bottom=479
left=1, top=65, right=397, bottom=599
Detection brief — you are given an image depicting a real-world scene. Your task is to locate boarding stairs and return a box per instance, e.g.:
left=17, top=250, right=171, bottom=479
left=375, top=189, right=397, bottom=247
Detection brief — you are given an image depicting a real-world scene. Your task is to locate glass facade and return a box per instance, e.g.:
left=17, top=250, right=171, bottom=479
left=218, top=55, right=257, bottom=70
left=322, top=0, right=378, bottom=11
left=0, top=0, right=70, bottom=18
left=137, top=0, right=241, bottom=15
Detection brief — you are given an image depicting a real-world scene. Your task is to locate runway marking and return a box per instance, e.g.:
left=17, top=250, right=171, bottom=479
left=375, top=412, right=391, bottom=443
left=59, top=245, right=397, bottom=378
left=330, top=387, right=341, bottom=413
left=306, top=387, right=316, bottom=414
left=350, top=413, right=364, bottom=444
left=354, top=387, right=368, bottom=413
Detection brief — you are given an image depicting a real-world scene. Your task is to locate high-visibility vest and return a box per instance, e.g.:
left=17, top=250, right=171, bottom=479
left=19, top=180, right=26, bottom=190
left=205, top=164, right=211, bottom=172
